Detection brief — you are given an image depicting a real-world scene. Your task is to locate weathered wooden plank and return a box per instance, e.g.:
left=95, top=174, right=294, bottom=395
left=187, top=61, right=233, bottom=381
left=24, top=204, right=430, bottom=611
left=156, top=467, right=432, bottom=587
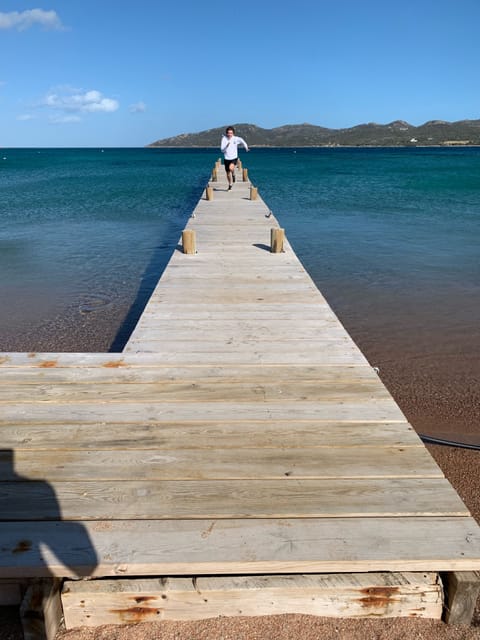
left=158, top=269, right=312, bottom=281
left=121, top=342, right=364, bottom=355
left=0, top=378, right=395, bottom=404
left=0, top=398, right=406, bottom=422
left=0, top=363, right=380, bottom=384
left=122, top=345, right=369, bottom=364
left=62, top=572, right=443, bottom=627
left=1, top=447, right=442, bottom=481
left=0, top=420, right=420, bottom=450
left=137, top=307, right=338, bottom=320
left=127, top=323, right=349, bottom=342
left=1, top=347, right=370, bottom=366
left=2, top=518, right=480, bottom=578
left=148, top=291, right=324, bottom=304
left=0, top=353, right=370, bottom=367
left=128, top=319, right=342, bottom=335
left=0, top=478, right=467, bottom=520
left=150, top=281, right=318, bottom=293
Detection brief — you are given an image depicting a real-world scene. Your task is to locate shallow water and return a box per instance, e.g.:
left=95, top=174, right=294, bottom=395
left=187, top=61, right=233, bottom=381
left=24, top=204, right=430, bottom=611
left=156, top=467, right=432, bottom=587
left=0, top=148, right=215, bottom=348
left=1, top=147, right=479, bottom=441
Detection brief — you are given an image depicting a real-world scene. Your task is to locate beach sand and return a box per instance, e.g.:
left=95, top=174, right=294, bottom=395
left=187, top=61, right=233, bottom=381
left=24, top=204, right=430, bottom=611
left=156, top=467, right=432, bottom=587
left=1, top=323, right=479, bottom=639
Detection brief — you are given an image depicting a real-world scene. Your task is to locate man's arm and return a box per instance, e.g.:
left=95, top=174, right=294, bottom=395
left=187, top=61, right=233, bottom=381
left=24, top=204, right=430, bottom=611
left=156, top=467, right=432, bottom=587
left=220, top=135, right=230, bottom=153
left=238, top=136, right=249, bottom=152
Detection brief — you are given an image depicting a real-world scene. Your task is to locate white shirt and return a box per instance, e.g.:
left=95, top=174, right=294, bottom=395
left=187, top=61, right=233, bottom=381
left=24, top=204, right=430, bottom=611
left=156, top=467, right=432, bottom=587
left=221, top=135, right=249, bottom=160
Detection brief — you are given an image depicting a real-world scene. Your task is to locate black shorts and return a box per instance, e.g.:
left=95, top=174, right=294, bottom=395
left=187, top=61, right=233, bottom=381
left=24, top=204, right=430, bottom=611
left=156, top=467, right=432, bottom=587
left=224, top=157, right=238, bottom=170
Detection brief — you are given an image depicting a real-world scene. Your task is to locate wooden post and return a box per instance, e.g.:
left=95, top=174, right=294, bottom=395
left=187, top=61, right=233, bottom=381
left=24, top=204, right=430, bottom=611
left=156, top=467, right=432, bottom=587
left=237, top=158, right=242, bottom=170
left=271, top=228, right=285, bottom=253
left=211, top=168, right=217, bottom=182
left=206, top=186, right=213, bottom=201
left=20, top=579, right=63, bottom=640
left=242, top=168, right=248, bottom=182
left=443, top=571, right=480, bottom=624
left=250, top=186, right=258, bottom=200
left=182, top=230, right=196, bottom=254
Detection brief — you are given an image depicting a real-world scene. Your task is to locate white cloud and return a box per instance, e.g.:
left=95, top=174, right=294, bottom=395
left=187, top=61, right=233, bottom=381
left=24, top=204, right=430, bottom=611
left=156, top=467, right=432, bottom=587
left=49, top=115, right=82, bottom=124
left=0, top=9, right=64, bottom=31
left=129, top=101, right=147, bottom=114
left=17, top=114, right=36, bottom=121
left=42, top=88, right=119, bottom=115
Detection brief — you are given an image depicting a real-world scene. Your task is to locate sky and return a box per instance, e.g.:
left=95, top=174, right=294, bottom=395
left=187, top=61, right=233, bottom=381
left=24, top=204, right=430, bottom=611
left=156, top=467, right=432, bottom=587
left=1, top=0, right=479, bottom=147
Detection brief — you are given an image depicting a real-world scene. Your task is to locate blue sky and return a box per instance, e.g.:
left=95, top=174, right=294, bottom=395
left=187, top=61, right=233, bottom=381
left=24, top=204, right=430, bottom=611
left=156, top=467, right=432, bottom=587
left=1, top=0, right=479, bottom=147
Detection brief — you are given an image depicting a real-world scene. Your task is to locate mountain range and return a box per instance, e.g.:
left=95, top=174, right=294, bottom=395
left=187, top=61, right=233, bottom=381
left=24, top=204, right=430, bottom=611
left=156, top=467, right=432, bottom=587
left=147, top=120, right=480, bottom=148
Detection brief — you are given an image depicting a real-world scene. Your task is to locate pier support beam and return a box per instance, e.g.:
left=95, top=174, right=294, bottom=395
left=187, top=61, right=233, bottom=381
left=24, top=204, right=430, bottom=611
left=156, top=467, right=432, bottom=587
left=20, top=579, right=63, bottom=640
left=443, top=571, right=480, bottom=624
left=61, top=572, right=443, bottom=628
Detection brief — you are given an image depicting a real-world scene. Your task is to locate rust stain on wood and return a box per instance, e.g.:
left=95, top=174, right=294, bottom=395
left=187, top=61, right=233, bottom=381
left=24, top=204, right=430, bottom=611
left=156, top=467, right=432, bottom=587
left=0, top=356, right=11, bottom=365
left=110, top=606, right=161, bottom=622
left=358, top=586, right=400, bottom=608
left=38, top=360, right=58, bottom=368
left=103, top=360, right=126, bottom=368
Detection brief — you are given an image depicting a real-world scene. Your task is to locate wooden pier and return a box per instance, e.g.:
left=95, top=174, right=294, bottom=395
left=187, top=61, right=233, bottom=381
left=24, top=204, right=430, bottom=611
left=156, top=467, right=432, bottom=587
left=1, top=160, right=480, bottom=636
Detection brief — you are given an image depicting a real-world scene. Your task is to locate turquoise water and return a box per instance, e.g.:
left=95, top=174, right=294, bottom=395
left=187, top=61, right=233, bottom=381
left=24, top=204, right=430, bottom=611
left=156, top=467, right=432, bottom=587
left=1, top=147, right=479, bottom=349
left=2, top=146, right=479, bottom=347
left=248, top=148, right=480, bottom=346
left=1, top=146, right=479, bottom=438
left=0, top=148, right=216, bottom=348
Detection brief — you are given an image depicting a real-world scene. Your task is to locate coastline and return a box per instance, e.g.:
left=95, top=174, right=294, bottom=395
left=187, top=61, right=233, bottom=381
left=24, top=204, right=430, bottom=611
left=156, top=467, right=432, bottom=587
left=146, top=144, right=480, bottom=148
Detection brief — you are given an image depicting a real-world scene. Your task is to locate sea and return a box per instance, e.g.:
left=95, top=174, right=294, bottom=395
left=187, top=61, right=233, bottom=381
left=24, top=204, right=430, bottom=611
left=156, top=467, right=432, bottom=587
left=1, top=147, right=479, bottom=442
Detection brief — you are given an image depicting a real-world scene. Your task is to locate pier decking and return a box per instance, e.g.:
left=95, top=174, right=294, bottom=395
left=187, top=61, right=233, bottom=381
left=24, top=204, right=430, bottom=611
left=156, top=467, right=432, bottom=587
left=1, top=161, right=480, bottom=633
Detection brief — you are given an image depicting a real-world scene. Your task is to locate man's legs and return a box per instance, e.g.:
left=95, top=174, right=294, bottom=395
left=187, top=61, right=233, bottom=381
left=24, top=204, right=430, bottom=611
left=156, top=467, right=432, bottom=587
left=225, top=158, right=237, bottom=189
left=228, top=161, right=235, bottom=189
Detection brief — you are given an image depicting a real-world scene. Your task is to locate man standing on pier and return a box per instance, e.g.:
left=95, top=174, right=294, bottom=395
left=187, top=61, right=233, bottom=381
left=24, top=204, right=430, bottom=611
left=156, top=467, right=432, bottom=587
left=221, top=126, right=249, bottom=190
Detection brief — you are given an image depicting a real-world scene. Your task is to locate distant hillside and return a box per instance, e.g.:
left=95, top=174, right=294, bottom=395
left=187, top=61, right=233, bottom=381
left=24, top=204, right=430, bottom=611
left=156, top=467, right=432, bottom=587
left=147, top=120, right=480, bottom=148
